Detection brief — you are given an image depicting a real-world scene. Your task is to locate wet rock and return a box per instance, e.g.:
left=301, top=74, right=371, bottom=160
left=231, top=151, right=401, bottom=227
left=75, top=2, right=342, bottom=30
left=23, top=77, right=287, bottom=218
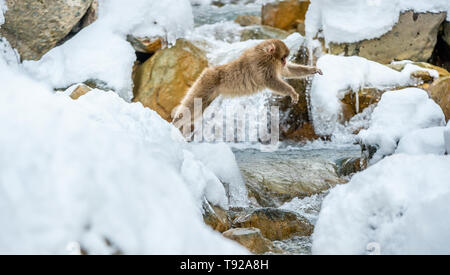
left=0, top=0, right=93, bottom=60
left=202, top=201, right=230, bottom=233
left=261, top=0, right=310, bottom=31
left=234, top=15, right=261, bottom=27
left=428, top=76, right=450, bottom=121
left=80, top=0, right=99, bottom=29
left=341, top=88, right=384, bottom=116
left=222, top=227, right=280, bottom=254
left=329, top=11, right=447, bottom=64
left=240, top=25, right=290, bottom=41
left=132, top=39, right=208, bottom=121
left=70, top=84, right=92, bottom=100
left=239, top=156, right=345, bottom=207
left=335, top=157, right=367, bottom=177
left=233, top=208, right=313, bottom=241
left=127, top=35, right=167, bottom=54
left=443, top=22, right=450, bottom=48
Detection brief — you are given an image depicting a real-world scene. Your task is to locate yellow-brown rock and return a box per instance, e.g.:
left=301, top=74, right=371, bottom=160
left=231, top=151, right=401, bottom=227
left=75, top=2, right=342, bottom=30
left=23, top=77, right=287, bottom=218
left=233, top=208, right=313, bottom=241
left=127, top=35, right=166, bottom=54
left=234, top=15, right=261, bottom=26
left=428, top=76, right=450, bottom=121
left=202, top=202, right=230, bottom=233
left=70, top=84, right=92, bottom=100
left=261, top=0, right=310, bottom=31
left=222, top=228, right=280, bottom=254
left=132, top=39, right=208, bottom=121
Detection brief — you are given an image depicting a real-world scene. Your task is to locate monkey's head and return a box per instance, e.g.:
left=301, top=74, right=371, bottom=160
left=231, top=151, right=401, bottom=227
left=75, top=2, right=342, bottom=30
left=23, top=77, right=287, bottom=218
left=260, top=39, right=290, bottom=67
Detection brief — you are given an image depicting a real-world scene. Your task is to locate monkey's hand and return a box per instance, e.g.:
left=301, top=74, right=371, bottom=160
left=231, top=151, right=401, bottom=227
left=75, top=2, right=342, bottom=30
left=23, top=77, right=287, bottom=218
left=314, top=68, right=323, bottom=75
left=290, top=91, right=299, bottom=104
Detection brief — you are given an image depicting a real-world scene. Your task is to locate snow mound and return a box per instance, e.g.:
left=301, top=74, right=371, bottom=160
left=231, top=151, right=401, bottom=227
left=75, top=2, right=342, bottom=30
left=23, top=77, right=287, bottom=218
left=358, top=88, right=445, bottom=162
left=0, top=57, right=247, bottom=254
left=396, top=127, right=446, bottom=155
left=22, top=0, right=194, bottom=101
left=310, top=55, right=437, bottom=137
left=445, top=124, right=450, bottom=154
left=306, top=0, right=450, bottom=44
left=312, top=154, right=450, bottom=255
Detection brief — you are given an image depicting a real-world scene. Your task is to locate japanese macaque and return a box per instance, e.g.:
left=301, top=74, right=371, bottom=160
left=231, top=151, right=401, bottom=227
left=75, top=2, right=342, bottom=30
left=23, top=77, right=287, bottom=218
left=172, top=39, right=322, bottom=127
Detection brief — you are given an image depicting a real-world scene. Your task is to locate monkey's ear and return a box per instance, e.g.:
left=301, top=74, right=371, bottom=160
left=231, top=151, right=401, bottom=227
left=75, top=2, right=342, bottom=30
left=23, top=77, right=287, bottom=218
left=264, top=43, right=276, bottom=54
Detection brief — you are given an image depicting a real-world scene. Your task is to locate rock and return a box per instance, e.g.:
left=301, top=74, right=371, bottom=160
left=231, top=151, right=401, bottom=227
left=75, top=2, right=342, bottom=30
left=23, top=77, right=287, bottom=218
left=80, top=0, right=99, bottom=29
left=0, top=0, right=93, bottom=60
left=234, top=15, right=261, bottom=27
left=222, top=228, right=280, bottom=254
left=233, top=208, right=313, bottom=241
left=202, top=201, right=230, bottom=233
left=127, top=35, right=167, bottom=54
left=428, top=76, right=450, bottom=121
left=240, top=25, right=290, bottom=41
left=70, top=84, right=92, bottom=100
left=282, top=122, right=319, bottom=142
left=388, top=62, right=450, bottom=78
left=335, top=157, right=366, bottom=177
left=443, top=22, right=450, bottom=47
left=239, top=155, right=345, bottom=207
left=341, top=88, right=384, bottom=116
left=329, top=11, right=447, bottom=64
left=132, top=39, right=208, bottom=121
left=261, top=0, right=310, bottom=31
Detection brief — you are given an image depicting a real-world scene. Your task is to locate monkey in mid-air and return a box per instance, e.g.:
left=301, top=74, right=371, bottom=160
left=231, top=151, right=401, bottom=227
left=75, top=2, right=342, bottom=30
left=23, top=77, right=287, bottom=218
left=172, top=39, right=322, bottom=128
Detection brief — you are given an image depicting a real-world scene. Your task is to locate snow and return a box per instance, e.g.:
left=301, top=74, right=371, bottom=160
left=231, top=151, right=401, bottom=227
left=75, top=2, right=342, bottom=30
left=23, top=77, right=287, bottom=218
left=310, top=54, right=438, bottom=137
left=358, top=88, right=445, bottom=162
left=0, top=0, right=6, bottom=26
left=395, top=127, right=446, bottom=155
left=22, top=0, right=194, bottom=101
left=312, top=154, right=450, bottom=255
left=0, top=56, right=247, bottom=254
left=306, top=0, right=450, bottom=45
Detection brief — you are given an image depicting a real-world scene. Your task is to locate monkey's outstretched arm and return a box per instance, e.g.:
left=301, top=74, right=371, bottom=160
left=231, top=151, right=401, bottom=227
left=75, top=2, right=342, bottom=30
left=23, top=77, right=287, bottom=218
left=282, top=62, right=322, bottom=79
left=265, top=77, right=299, bottom=104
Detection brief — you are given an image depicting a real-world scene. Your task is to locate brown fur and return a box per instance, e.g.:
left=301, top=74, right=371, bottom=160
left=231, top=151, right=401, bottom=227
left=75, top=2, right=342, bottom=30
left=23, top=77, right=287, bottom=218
left=172, top=39, right=322, bottom=126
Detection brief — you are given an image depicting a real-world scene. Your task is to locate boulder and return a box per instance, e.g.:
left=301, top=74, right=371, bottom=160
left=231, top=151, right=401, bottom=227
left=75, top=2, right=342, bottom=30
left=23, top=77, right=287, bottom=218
left=261, top=0, right=310, bottom=31
left=69, top=84, right=92, bottom=100
left=240, top=25, right=290, bottom=41
left=202, top=201, right=230, bottom=233
left=132, top=39, right=208, bottom=121
left=239, top=156, right=344, bottom=207
left=335, top=157, right=367, bottom=177
left=428, top=76, right=450, bottom=122
left=443, top=21, right=450, bottom=47
left=329, top=11, right=447, bottom=64
left=234, top=16, right=261, bottom=27
left=0, top=0, right=93, bottom=60
left=127, top=35, right=166, bottom=54
left=222, top=228, right=280, bottom=254
left=233, top=208, right=313, bottom=241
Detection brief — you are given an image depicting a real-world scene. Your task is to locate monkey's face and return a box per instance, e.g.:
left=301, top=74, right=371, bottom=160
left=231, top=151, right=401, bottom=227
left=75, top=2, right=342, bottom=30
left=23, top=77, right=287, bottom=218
left=263, top=39, right=290, bottom=67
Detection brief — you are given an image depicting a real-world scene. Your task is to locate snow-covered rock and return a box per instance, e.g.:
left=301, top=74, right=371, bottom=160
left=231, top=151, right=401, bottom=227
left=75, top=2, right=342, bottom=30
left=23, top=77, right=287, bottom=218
left=22, top=0, right=195, bottom=101
left=312, top=154, right=450, bottom=255
left=395, top=127, right=446, bottom=155
left=0, top=55, right=247, bottom=254
left=358, top=88, right=445, bottom=163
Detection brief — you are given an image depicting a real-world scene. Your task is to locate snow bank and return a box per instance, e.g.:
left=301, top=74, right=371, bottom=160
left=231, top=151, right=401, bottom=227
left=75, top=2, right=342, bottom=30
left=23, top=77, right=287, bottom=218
left=0, top=57, right=247, bottom=254
left=395, top=127, right=446, bottom=155
left=312, top=154, right=450, bottom=255
left=358, top=88, right=445, bottom=162
left=310, top=55, right=437, bottom=136
left=22, top=0, right=194, bottom=101
left=306, top=0, right=450, bottom=44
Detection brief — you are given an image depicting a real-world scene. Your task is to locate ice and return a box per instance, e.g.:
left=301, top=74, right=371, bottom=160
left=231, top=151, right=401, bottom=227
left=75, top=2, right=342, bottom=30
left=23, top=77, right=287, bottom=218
left=395, top=127, right=446, bottom=155
left=445, top=124, right=450, bottom=154
left=306, top=0, right=450, bottom=45
left=0, top=56, right=247, bottom=254
left=22, top=0, right=195, bottom=101
left=312, top=154, right=450, bottom=255
left=358, top=88, right=445, bottom=162
left=0, top=0, right=6, bottom=26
